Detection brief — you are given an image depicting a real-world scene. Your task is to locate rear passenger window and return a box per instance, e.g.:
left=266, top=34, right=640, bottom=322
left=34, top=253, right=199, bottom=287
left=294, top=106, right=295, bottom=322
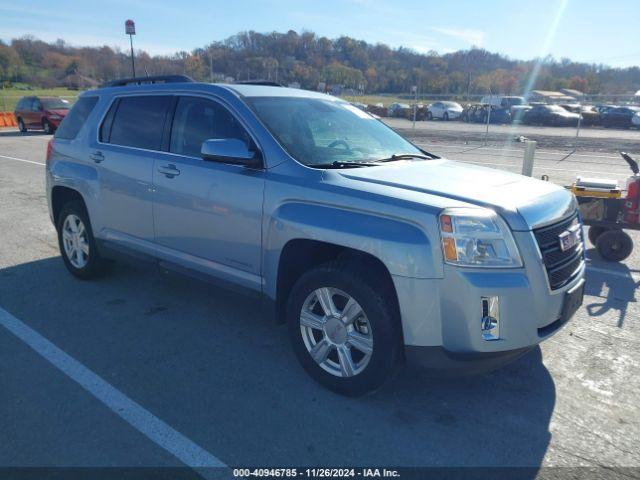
left=55, top=96, right=98, bottom=140
left=108, top=96, right=172, bottom=150
left=169, top=96, right=250, bottom=157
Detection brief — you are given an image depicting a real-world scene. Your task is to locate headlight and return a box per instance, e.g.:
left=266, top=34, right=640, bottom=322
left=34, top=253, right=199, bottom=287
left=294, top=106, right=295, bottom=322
left=439, top=208, right=522, bottom=268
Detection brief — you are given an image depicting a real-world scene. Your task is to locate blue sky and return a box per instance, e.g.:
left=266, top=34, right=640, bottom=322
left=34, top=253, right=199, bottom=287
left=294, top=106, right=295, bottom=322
left=1, top=0, right=638, bottom=67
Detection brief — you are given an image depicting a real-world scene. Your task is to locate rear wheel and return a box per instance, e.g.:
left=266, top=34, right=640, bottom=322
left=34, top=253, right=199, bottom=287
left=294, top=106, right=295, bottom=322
left=596, top=229, right=633, bottom=262
left=287, top=262, right=401, bottom=396
left=17, top=118, right=27, bottom=133
left=57, top=201, right=106, bottom=279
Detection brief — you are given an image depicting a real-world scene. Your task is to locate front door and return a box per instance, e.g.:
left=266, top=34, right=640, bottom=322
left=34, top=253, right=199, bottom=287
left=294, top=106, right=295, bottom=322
left=152, top=95, right=264, bottom=291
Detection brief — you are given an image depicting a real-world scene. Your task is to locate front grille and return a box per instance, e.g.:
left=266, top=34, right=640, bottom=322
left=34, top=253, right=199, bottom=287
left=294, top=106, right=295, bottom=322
left=533, top=212, right=584, bottom=290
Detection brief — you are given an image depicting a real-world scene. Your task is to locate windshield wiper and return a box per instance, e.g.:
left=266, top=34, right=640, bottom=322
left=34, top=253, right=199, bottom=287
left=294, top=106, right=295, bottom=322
left=307, top=160, right=381, bottom=169
left=374, top=152, right=436, bottom=162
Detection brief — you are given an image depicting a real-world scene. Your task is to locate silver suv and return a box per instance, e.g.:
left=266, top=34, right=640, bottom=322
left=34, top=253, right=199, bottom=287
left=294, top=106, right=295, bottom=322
left=46, top=76, right=585, bottom=395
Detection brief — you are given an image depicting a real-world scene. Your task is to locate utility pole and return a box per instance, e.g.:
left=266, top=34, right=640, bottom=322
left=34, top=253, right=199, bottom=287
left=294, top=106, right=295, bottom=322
left=125, top=20, right=136, bottom=77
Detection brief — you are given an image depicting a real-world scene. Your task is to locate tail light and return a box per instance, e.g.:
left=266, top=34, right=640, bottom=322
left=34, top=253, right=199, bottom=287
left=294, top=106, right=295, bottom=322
left=46, top=138, right=54, bottom=166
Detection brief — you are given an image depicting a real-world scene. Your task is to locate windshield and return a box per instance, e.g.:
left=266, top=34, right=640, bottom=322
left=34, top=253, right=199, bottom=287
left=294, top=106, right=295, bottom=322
left=247, top=97, right=422, bottom=166
left=41, top=98, right=70, bottom=110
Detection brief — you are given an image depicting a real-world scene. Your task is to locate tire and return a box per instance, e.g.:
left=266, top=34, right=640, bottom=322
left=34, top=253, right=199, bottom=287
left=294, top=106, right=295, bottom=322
left=43, top=119, right=53, bottom=134
left=443, top=112, right=449, bottom=121
left=17, top=118, right=27, bottom=133
left=596, top=229, right=633, bottom=262
left=426, top=111, right=433, bottom=121
left=286, top=261, right=401, bottom=396
left=56, top=201, right=106, bottom=279
left=588, top=226, right=608, bottom=245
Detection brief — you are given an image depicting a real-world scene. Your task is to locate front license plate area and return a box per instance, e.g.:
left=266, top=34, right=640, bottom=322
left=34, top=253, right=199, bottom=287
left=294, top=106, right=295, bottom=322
left=561, top=279, right=585, bottom=322
left=559, top=228, right=580, bottom=251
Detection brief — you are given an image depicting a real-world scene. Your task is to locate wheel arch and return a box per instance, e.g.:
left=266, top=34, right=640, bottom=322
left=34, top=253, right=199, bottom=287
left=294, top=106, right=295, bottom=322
left=51, top=186, right=87, bottom=226
left=274, top=239, right=403, bottom=339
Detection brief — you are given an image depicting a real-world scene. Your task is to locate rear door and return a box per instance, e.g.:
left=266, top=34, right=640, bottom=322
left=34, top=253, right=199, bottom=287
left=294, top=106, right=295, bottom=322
left=26, top=98, right=40, bottom=127
left=151, top=95, right=265, bottom=290
left=91, top=94, right=172, bottom=250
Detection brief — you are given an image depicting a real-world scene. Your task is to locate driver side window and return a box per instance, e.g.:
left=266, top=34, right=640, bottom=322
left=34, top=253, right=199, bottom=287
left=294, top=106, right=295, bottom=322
left=170, top=96, right=251, bottom=158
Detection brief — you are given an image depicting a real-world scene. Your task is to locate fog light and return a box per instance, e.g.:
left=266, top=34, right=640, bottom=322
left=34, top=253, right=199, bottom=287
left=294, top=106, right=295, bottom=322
left=481, top=296, right=500, bottom=341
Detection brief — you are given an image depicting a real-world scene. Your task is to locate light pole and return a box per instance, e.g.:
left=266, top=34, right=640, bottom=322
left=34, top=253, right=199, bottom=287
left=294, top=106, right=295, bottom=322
left=125, top=19, right=136, bottom=77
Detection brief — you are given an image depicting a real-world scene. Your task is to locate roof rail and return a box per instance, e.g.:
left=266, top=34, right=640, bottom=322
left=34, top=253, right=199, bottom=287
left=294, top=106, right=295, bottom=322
left=235, top=80, right=282, bottom=87
left=101, top=75, right=195, bottom=88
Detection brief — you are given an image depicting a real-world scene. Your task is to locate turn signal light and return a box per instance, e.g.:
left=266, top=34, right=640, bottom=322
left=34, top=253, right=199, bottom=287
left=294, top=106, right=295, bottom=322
left=442, top=237, right=457, bottom=262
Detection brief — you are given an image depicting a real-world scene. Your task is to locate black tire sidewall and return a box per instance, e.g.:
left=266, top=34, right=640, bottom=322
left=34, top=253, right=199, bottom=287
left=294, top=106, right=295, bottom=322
left=596, top=230, right=633, bottom=262
left=286, top=264, right=400, bottom=396
left=18, top=118, right=26, bottom=132
left=56, top=201, right=103, bottom=279
left=43, top=119, right=52, bottom=134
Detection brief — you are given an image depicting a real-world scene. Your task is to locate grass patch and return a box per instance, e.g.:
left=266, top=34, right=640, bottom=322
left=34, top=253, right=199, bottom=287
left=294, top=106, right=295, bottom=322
left=0, top=88, right=80, bottom=112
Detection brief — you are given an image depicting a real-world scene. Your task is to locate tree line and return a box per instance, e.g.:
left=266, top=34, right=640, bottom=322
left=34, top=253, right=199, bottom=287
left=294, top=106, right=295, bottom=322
left=1, top=30, right=638, bottom=95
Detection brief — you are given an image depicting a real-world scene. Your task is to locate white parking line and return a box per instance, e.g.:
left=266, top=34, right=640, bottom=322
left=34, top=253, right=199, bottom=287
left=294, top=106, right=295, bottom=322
left=0, top=306, right=228, bottom=478
left=0, top=154, right=45, bottom=166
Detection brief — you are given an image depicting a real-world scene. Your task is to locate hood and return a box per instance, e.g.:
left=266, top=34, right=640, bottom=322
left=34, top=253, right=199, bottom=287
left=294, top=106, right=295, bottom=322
left=332, top=159, right=575, bottom=231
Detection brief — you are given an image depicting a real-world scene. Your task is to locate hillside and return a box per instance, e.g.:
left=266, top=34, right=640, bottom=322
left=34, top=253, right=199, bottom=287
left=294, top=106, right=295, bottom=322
left=1, top=30, right=638, bottom=95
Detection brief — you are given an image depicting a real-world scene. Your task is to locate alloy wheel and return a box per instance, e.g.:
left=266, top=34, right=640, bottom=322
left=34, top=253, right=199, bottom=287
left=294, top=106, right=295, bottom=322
left=299, top=287, right=373, bottom=378
left=62, top=214, right=89, bottom=269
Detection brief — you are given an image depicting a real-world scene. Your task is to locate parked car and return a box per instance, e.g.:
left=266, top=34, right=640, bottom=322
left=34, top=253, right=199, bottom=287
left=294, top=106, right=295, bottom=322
left=594, top=104, right=616, bottom=117
left=522, top=104, right=580, bottom=126
left=387, top=102, right=411, bottom=118
left=426, top=101, right=463, bottom=120
left=14, top=96, right=71, bottom=134
left=461, top=104, right=511, bottom=124
left=47, top=76, right=585, bottom=395
left=601, top=106, right=640, bottom=128
left=366, top=103, right=387, bottom=117
left=632, top=111, right=640, bottom=128
left=480, top=95, right=526, bottom=110
left=559, top=104, right=600, bottom=126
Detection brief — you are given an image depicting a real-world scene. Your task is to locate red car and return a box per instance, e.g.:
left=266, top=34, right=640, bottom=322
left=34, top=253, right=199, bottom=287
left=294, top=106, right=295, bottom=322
left=14, top=96, right=71, bottom=134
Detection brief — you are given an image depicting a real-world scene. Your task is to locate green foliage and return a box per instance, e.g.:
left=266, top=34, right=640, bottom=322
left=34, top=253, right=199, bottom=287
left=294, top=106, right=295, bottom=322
left=0, top=31, right=638, bottom=95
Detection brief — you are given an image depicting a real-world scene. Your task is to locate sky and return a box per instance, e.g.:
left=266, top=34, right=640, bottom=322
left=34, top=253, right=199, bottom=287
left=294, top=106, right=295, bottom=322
left=1, top=0, right=639, bottom=68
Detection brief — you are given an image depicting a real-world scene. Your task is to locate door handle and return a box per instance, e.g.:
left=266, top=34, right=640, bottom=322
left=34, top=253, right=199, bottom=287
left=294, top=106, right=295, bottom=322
left=90, top=151, right=104, bottom=163
left=158, top=164, right=180, bottom=178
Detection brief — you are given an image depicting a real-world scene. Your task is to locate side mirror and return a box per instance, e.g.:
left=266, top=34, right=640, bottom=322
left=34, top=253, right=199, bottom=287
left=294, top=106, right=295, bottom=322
left=201, top=139, right=261, bottom=168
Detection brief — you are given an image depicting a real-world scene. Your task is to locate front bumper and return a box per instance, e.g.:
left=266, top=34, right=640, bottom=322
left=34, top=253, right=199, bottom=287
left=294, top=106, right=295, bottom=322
left=404, top=345, right=534, bottom=375
left=393, top=230, right=585, bottom=357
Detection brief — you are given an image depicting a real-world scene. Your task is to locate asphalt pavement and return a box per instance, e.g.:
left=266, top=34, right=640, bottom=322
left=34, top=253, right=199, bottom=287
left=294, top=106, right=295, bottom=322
left=0, top=128, right=638, bottom=477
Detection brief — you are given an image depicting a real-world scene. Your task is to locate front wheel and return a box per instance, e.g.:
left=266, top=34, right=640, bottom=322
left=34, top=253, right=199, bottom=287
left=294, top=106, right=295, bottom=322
left=287, top=262, right=401, bottom=396
left=443, top=112, right=449, bottom=121
left=17, top=118, right=27, bottom=133
left=426, top=111, right=433, bottom=121
left=57, top=201, right=106, bottom=279
left=43, top=119, right=53, bottom=134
